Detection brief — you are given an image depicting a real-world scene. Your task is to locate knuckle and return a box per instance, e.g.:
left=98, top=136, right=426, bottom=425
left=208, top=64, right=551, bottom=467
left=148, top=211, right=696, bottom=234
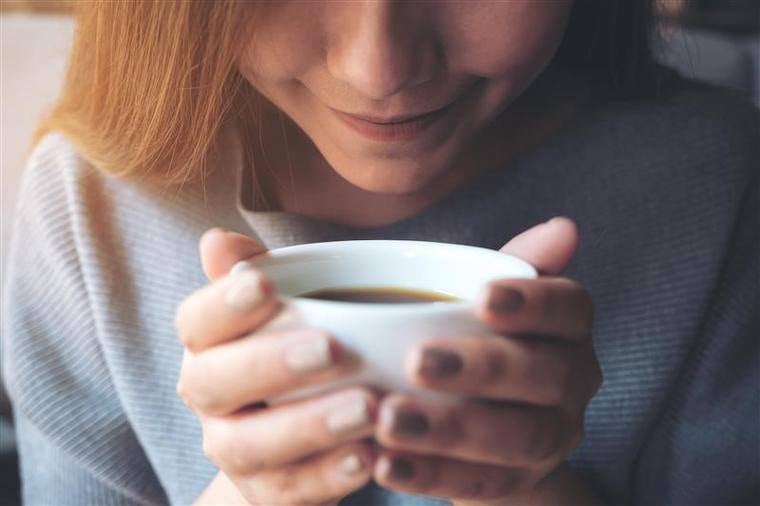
left=175, top=298, right=202, bottom=351
left=490, top=471, right=522, bottom=498
left=457, top=478, right=489, bottom=500
left=173, top=298, right=188, bottom=332
left=175, top=380, right=192, bottom=409
left=565, top=281, right=594, bottom=334
left=542, top=359, right=573, bottom=406
left=565, top=418, right=585, bottom=454
left=193, top=394, right=226, bottom=417
left=229, top=449, right=260, bottom=477
left=577, top=350, right=603, bottom=403
left=521, top=418, right=556, bottom=465
left=438, top=405, right=467, bottom=450
left=266, top=472, right=300, bottom=501
left=345, top=386, right=381, bottom=411
left=201, top=437, right=219, bottom=466
left=478, top=344, right=506, bottom=385
left=406, top=457, right=440, bottom=494
left=180, top=368, right=224, bottom=416
left=568, top=429, right=584, bottom=454
left=174, top=296, right=194, bottom=331
left=203, top=421, right=260, bottom=475
left=201, top=425, right=222, bottom=467
left=533, top=284, right=553, bottom=320
left=541, top=378, right=567, bottom=407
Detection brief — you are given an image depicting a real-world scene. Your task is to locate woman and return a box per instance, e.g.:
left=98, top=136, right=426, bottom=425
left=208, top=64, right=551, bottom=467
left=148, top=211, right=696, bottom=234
left=3, top=1, right=757, bottom=504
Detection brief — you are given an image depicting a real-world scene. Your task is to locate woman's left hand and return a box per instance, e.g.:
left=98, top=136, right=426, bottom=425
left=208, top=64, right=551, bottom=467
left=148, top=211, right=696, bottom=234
left=373, top=217, right=604, bottom=505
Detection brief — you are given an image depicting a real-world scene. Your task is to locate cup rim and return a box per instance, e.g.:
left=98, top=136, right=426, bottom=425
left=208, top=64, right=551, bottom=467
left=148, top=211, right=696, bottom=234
left=248, top=240, right=537, bottom=312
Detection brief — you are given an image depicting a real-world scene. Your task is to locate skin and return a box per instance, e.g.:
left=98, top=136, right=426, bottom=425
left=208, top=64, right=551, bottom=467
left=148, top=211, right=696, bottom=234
left=237, top=0, right=586, bottom=226
left=180, top=221, right=602, bottom=506
left=177, top=1, right=603, bottom=504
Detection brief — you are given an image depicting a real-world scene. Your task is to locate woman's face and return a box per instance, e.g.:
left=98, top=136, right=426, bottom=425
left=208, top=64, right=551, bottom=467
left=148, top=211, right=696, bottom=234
left=238, top=0, right=573, bottom=195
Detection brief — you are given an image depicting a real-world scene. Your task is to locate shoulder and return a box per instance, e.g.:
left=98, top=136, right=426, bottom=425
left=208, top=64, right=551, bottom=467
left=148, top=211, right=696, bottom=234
left=3, top=134, right=131, bottom=461
left=590, top=74, right=759, bottom=171
left=567, top=74, right=759, bottom=207
left=24, top=131, right=160, bottom=203
left=20, top=132, right=207, bottom=258
left=24, top=131, right=95, bottom=190
left=3, top=133, right=113, bottom=401
left=19, top=132, right=119, bottom=236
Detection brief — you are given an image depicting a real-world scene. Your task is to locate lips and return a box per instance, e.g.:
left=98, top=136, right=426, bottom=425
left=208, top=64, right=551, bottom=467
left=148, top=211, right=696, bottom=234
left=323, top=78, right=484, bottom=144
left=342, top=105, right=450, bottom=125
left=332, top=102, right=453, bottom=142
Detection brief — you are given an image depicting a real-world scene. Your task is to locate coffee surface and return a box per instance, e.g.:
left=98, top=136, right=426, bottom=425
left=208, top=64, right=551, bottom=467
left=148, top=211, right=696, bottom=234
left=299, top=286, right=458, bottom=303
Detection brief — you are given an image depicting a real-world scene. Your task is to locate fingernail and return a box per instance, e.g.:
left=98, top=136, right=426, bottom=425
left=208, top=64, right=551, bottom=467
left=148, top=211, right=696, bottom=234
left=546, top=216, right=563, bottom=224
left=224, top=270, right=265, bottom=312
left=487, top=285, right=524, bottom=314
left=201, top=227, right=226, bottom=243
left=326, top=396, right=370, bottom=435
left=389, top=457, right=415, bottom=481
left=338, top=453, right=364, bottom=476
left=285, top=334, right=332, bottom=373
left=390, top=408, right=429, bottom=438
left=418, top=348, right=463, bottom=379
left=229, top=259, right=256, bottom=276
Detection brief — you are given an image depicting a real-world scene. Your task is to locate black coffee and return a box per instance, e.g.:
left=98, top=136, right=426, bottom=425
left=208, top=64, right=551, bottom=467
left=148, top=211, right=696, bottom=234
left=299, top=286, right=458, bottom=303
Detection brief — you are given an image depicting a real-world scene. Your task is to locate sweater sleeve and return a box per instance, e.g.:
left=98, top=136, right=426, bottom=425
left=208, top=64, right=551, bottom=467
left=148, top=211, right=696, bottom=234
left=1, top=135, right=169, bottom=505
left=633, top=158, right=760, bottom=503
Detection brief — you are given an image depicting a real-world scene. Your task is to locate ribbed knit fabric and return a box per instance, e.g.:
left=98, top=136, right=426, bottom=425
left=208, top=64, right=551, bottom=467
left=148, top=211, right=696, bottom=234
left=2, top=79, right=758, bottom=506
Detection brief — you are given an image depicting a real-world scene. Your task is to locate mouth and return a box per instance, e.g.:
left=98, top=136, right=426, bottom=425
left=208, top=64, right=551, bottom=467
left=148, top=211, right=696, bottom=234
left=339, top=106, right=450, bottom=125
left=328, top=89, right=471, bottom=143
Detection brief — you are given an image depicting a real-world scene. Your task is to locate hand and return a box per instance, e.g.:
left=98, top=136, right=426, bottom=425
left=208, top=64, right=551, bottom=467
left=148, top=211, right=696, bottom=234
left=176, top=228, right=378, bottom=506
left=372, top=218, right=603, bottom=505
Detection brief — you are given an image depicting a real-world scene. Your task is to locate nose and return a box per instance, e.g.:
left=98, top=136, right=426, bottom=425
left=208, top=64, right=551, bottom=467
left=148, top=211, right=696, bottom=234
left=326, top=1, right=440, bottom=100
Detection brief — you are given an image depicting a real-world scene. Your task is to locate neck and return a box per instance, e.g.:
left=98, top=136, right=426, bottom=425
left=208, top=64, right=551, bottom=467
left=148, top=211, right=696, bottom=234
left=243, top=69, right=590, bottom=228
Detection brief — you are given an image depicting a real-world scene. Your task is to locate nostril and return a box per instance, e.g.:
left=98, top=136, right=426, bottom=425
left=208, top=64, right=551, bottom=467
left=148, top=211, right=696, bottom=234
left=328, top=50, right=416, bottom=100
left=325, top=7, right=442, bottom=100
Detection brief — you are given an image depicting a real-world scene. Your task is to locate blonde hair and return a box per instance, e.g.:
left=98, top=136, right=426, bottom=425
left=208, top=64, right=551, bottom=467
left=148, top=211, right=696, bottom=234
left=40, top=1, right=660, bottom=185
left=37, top=0, right=257, bottom=185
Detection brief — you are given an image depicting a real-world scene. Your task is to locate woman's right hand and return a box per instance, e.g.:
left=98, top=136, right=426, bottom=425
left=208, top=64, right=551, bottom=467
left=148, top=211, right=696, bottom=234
left=175, top=229, right=378, bottom=505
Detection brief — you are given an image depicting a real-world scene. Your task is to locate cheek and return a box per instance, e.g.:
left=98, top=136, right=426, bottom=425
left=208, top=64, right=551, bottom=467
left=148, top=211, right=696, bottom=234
left=237, top=3, right=323, bottom=85
left=444, top=1, right=573, bottom=77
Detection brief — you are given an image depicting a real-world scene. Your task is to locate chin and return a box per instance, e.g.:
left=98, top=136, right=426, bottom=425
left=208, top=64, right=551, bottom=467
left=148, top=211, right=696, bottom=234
left=332, top=156, right=447, bottom=195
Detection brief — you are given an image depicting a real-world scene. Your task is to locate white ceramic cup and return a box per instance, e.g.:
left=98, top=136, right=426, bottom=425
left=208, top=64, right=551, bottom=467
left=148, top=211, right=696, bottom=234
left=241, top=240, right=537, bottom=402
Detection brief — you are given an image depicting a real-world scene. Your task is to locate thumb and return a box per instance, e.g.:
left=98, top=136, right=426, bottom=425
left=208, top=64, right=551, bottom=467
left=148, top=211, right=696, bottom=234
left=499, top=217, right=580, bottom=276
left=198, top=228, right=268, bottom=281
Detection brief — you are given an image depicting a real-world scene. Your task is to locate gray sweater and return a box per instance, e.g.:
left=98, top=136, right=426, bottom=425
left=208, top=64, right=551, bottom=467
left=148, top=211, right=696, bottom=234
left=2, top=79, right=758, bottom=505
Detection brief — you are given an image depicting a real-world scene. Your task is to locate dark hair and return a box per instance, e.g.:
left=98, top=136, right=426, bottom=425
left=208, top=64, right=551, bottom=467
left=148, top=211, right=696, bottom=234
left=556, top=0, right=663, bottom=99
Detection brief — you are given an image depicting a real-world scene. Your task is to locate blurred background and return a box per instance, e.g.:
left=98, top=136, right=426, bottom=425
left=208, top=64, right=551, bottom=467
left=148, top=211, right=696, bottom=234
left=1, top=0, right=758, bottom=504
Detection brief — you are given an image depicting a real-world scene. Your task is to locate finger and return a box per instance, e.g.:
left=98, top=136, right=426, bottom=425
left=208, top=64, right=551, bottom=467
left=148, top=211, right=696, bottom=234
left=238, top=442, right=375, bottom=506
left=179, top=329, right=352, bottom=416
left=376, top=394, right=581, bottom=469
left=203, top=388, right=378, bottom=476
left=499, top=217, right=579, bottom=276
left=475, top=277, right=593, bottom=340
left=405, top=335, right=595, bottom=406
left=374, top=451, right=529, bottom=502
left=175, top=268, right=281, bottom=353
left=200, top=228, right=267, bottom=282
